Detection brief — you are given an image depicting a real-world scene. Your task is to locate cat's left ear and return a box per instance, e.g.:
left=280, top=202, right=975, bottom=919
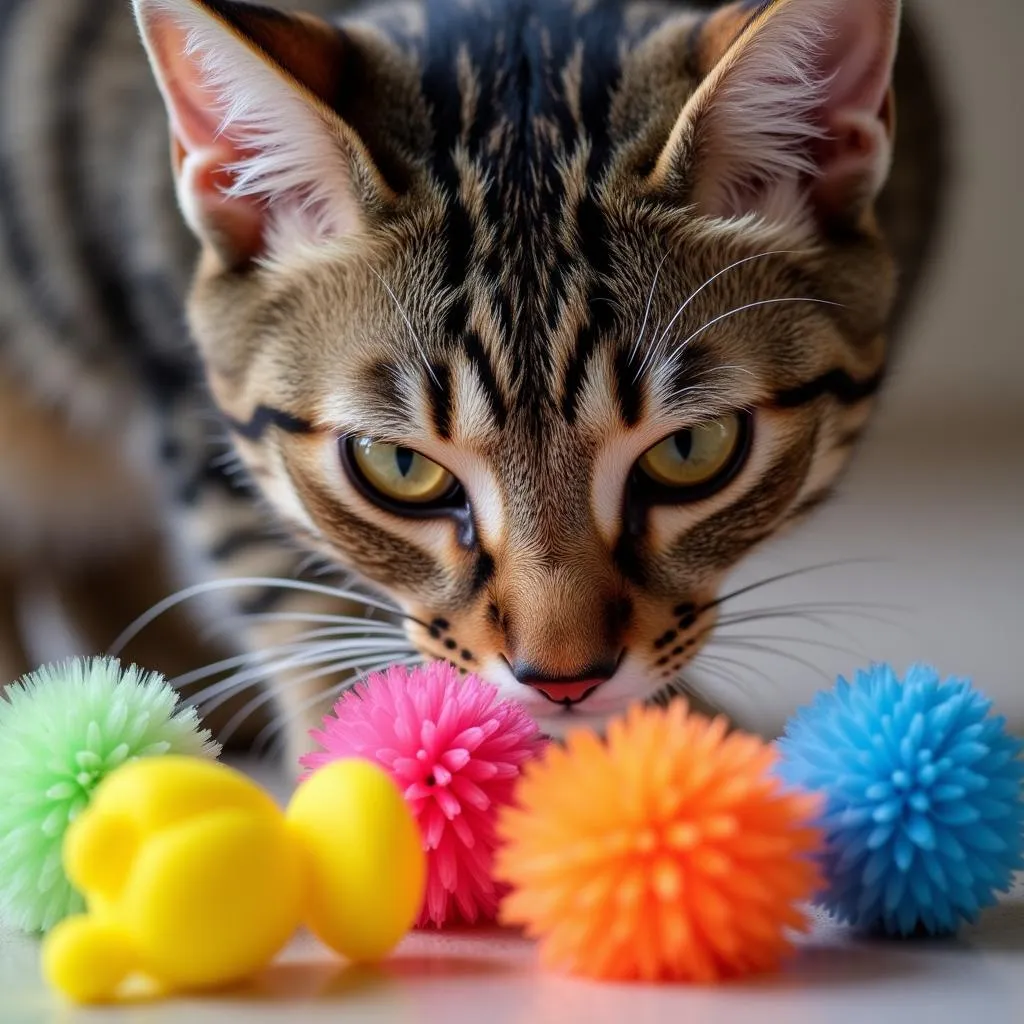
left=651, top=0, right=901, bottom=225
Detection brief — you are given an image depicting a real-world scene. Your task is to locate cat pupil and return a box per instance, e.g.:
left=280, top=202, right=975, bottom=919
left=395, top=447, right=415, bottom=478
left=673, top=431, right=694, bottom=461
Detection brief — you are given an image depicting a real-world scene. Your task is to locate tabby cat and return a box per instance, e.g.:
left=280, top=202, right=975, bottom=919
left=0, top=0, right=946, bottom=760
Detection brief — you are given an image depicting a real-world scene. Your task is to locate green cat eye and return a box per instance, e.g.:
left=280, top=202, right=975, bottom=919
left=349, top=438, right=457, bottom=505
left=637, top=414, right=747, bottom=494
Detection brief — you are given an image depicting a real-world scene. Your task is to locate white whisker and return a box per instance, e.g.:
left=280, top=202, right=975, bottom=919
left=171, top=625, right=408, bottom=693
left=716, top=603, right=906, bottom=633
left=714, top=631, right=864, bottom=663
left=629, top=253, right=670, bottom=367
left=254, top=654, right=425, bottom=758
left=293, top=551, right=338, bottom=579
left=695, top=650, right=778, bottom=691
left=196, top=639, right=416, bottom=722
left=706, top=638, right=832, bottom=681
left=219, top=652, right=423, bottom=750
left=239, top=610, right=403, bottom=629
left=704, top=558, right=886, bottom=611
left=199, top=612, right=403, bottom=646
left=685, top=657, right=759, bottom=699
left=285, top=624, right=407, bottom=644
left=109, top=576, right=404, bottom=656
left=667, top=296, right=841, bottom=363
left=656, top=249, right=806, bottom=353
left=633, top=249, right=807, bottom=383
left=369, top=266, right=439, bottom=387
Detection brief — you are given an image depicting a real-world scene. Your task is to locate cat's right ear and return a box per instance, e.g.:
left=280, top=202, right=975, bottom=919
left=133, top=0, right=394, bottom=268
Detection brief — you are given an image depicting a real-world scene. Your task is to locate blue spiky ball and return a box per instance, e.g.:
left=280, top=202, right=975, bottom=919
left=777, top=663, right=1024, bottom=936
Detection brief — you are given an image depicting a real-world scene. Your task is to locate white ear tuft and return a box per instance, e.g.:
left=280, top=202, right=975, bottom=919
left=689, top=3, right=830, bottom=215
left=133, top=0, right=380, bottom=264
left=654, top=0, right=901, bottom=224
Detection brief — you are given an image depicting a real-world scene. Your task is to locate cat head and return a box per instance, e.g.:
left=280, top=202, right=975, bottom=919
left=134, top=0, right=900, bottom=731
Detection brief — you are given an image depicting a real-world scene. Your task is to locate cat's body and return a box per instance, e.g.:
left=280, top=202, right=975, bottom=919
left=0, top=0, right=946, bottom=757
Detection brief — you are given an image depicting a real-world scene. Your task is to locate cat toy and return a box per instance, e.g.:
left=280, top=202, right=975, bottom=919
left=303, top=662, right=544, bottom=927
left=42, top=755, right=425, bottom=1003
left=0, top=658, right=219, bottom=934
left=493, top=700, right=824, bottom=983
left=777, top=663, right=1024, bottom=936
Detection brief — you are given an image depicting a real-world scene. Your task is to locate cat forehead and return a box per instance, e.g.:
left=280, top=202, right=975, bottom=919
left=272, top=228, right=802, bottom=471
left=332, top=0, right=753, bottom=420
left=354, top=0, right=703, bottom=186
left=236, top=190, right=814, bottom=437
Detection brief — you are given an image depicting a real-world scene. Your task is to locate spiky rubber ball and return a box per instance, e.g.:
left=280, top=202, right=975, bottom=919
left=777, top=663, right=1024, bottom=936
left=494, top=701, right=824, bottom=983
left=302, top=662, right=544, bottom=928
left=0, top=658, right=219, bottom=934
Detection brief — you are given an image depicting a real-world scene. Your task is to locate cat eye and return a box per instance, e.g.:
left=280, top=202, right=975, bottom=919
left=634, top=413, right=751, bottom=501
left=346, top=438, right=460, bottom=508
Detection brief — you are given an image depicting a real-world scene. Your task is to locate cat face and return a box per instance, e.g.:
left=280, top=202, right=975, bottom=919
left=136, top=0, right=900, bottom=731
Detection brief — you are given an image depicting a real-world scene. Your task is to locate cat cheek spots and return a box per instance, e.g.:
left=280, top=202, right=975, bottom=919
left=651, top=600, right=704, bottom=675
left=674, top=602, right=698, bottom=630
left=423, top=617, right=476, bottom=667
left=653, top=629, right=678, bottom=651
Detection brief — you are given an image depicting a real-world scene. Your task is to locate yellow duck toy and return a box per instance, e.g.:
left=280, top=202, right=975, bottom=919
left=41, top=756, right=426, bottom=1003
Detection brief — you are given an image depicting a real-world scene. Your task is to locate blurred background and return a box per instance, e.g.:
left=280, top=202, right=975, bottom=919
left=697, top=0, right=1024, bottom=735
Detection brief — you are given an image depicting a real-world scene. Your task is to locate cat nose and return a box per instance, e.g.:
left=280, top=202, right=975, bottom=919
left=510, top=659, right=618, bottom=705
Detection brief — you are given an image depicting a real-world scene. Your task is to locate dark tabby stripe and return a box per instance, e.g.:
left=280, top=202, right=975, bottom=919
left=426, top=359, right=454, bottom=440
left=772, top=367, right=886, bottom=409
left=462, top=330, right=508, bottom=427
left=224, top=405, right=315, bottom=440
left=210, top=526, right=280, bottom=562
left=614, top=346, right=644, bottom=426
left=562, top=317, right=602, bottom=423
left=58, top=3, right=138, bottom=356
left=0, top=0, right=71, bottom=341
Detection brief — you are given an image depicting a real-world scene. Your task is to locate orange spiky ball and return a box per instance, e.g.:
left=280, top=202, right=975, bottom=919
left=494, top=701, right=824, bottom=983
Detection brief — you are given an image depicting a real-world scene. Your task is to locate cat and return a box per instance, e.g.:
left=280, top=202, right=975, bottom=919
left=0, top=0, right=946, bottom=761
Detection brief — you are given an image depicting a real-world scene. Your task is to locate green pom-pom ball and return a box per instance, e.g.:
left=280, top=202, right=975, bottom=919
left=0, top=657, right=220, bottom=933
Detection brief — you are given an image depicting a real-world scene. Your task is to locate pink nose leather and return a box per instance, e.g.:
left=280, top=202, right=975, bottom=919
left=530, top=679, right=603, bottom=704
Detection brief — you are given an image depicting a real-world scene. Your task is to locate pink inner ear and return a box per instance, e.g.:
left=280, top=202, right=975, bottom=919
left=181, top=149, right=265, bottom=260
left=791, top=0, right=900, bottom=217
left=147, top=13, right=227, bottom=154
left=145, top=10, right=262, bottom=194
left=143, top=9, right=266, bottom=263
left=819, top=0, right=899, bottom=124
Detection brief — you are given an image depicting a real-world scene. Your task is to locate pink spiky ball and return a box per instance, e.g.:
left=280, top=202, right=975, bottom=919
left=302, top=662, right=544, bottom=928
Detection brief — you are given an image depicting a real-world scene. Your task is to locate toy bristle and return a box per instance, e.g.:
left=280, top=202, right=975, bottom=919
left=495, top=701, right=824, bottom=983
left=0, top=658, right=219, bottom=933
left=301, top=662, right=543, bottom=928
left=778, top=663, right=1024, bottom=936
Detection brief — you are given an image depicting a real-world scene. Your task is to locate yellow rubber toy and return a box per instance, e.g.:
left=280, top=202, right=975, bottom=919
left=41, top=756, right=426, bottom=1004
left=287, top=757, right=426, bottom=962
